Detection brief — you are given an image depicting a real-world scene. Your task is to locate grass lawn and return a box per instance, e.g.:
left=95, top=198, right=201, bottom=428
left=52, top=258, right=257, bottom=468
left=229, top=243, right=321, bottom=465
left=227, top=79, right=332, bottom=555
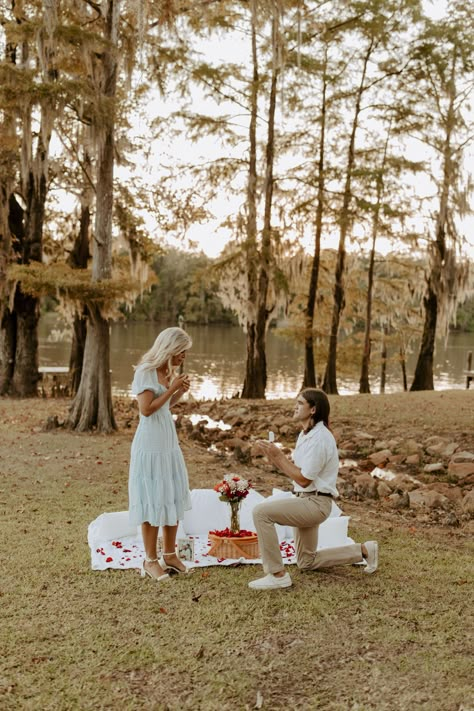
left=1, top=396, right=473, bottom=710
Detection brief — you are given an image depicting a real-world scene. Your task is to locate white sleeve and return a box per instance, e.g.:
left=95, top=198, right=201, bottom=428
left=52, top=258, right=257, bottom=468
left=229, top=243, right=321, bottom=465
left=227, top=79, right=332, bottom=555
left=131, top=367, right=156, bottom=397
left=299, top=436, right=328, bottom=481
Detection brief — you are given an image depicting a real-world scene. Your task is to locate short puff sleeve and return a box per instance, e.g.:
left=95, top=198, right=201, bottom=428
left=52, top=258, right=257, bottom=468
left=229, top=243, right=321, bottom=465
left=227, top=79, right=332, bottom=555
left=131, top=366, right=158, bottom=397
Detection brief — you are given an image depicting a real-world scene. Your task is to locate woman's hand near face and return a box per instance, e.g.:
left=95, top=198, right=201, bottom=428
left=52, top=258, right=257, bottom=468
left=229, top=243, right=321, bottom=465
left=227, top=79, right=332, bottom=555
left=137, top=375, right=190, bottom=417
left=170, top=373, right=189, bottom=394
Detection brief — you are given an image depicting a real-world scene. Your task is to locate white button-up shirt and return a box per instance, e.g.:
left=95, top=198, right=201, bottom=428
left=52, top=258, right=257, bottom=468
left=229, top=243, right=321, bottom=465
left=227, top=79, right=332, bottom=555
left=291, top=421, right=339, bottom=496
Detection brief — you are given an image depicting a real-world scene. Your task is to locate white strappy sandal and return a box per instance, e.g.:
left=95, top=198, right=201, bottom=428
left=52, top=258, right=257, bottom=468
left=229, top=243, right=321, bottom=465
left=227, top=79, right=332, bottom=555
left=140, top=557, right=170, bottom=581
left=159, top=552, right=193, bottom=575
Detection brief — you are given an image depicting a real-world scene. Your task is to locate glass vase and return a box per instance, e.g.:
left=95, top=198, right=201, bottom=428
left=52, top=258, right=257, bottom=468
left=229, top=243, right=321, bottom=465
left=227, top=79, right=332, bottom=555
left=229, top=500, right=241, bottom=535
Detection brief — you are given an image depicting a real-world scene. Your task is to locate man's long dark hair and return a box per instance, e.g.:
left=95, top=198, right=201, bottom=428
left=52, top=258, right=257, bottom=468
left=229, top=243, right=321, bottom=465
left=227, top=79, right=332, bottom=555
left=300, top=388, right=330, bottom=433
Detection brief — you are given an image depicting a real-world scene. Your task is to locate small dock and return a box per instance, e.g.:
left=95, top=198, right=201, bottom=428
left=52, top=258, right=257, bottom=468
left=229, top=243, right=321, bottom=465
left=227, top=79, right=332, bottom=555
left=38, top=366, right=70, bottom=397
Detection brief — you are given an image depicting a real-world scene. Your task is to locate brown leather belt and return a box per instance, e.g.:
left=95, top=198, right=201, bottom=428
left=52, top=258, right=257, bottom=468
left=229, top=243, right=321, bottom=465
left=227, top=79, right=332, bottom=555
left=295, top=491, right=333, bottom=498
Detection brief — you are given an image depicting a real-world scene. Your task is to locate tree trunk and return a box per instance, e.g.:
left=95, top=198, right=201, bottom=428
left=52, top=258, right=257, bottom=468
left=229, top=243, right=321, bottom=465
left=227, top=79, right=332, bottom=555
left=247, top=17, right=279, bottom=399
left=14, top=164, right=47, bottom=397
left=68, top=198, right=91, bottom=394
left=380, top=326, right=387, bottom=394
left=0, top=308, right=16, bottom=395
left=359, top=123, right=390, bottom=393
left=410, top=283, right=437, bottom=390
left=68, top=305, right=115, bottom=430
left=400, top=343, right=408, bottom=391
left=0, top=193, right=19, bottom=394
left=0, top=25, right=23, bottom=394
left=242, top=3, right=259, bottom=399
left=68, top=0, right=119, bottom=431
left=69, top=310, right=88, bottom=395
left=359, top=243, right=375, bottom=394
left=9, top=0, right=57, bottom=398
left=11, top=288, right=40, bottom=396
left=323, top=41, right=373, bottom=395
left=411, top=47, right=456, bottom=391
left=303, top=46, right=327, bottom=389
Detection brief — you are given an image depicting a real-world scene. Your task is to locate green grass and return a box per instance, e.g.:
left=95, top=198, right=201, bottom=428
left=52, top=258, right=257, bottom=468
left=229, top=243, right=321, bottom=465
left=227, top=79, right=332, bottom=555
left=1, top=397, right=473, bottom=710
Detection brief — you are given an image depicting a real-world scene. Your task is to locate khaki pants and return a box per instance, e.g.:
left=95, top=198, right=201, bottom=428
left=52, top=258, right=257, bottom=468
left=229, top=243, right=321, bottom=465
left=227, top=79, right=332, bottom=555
left=252, top=493, right=363, bottom=575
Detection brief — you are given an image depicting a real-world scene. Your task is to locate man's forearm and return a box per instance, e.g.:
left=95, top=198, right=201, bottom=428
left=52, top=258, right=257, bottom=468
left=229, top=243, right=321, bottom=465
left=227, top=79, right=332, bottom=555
left=274, top=455, right=311, bottom=488
left=257, top=440, right=312, bottom=488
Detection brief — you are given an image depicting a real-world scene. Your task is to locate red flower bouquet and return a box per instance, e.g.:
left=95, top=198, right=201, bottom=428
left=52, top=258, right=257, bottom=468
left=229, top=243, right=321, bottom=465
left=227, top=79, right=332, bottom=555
left=213, top=474, right=252, bottom=503
left=213, top=474, right=253, bottom=535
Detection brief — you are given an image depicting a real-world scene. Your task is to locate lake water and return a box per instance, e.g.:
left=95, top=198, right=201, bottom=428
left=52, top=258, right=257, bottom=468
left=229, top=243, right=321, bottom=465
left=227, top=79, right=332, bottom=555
left=38, top=315, right=474, bottom=399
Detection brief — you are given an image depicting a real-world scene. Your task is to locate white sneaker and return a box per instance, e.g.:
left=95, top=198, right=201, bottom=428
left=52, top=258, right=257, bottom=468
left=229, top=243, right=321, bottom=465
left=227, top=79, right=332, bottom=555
left=363, top=541, right=379, bottom=574
left=248, top=572, right=292, bottom=590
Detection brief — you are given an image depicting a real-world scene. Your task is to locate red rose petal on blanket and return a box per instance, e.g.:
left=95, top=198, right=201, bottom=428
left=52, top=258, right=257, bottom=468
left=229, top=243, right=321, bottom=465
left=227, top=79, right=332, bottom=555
left=105, top=556, right=113, bottom=562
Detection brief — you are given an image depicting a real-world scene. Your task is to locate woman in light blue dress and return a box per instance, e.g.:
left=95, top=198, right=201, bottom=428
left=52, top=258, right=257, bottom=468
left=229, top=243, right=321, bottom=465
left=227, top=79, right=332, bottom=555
left=129, top=327, right=193, bottom=581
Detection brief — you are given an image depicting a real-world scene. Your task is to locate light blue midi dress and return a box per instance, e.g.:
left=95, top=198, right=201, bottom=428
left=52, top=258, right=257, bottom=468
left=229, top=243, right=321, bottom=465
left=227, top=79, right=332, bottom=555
left=128, top=366, right=191, bottom=527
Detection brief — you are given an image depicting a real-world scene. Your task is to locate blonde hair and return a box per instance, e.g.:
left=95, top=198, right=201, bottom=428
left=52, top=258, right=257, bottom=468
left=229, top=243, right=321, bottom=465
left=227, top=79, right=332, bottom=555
left=135, top=327, right=192, bottom=375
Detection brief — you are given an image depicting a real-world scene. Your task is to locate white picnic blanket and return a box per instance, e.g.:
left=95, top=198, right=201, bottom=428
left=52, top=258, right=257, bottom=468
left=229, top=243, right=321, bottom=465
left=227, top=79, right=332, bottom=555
left=88, top=489, right=353, bottom=570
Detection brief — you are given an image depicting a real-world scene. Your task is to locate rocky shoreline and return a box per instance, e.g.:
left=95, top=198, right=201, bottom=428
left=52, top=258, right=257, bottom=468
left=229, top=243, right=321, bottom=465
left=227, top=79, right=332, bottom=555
left=173, top=398, right=474, bottom=530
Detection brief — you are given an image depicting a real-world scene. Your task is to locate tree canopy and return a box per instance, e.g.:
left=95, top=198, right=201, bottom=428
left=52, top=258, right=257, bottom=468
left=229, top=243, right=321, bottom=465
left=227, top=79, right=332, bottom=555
left=0, top=0, right=473, bottom=422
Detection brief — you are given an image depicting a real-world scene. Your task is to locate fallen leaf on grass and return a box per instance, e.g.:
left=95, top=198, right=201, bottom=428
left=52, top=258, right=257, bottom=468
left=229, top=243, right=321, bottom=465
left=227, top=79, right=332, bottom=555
left=196, top=645, right=204, bottom=659
left=159, top=607, right=167, bottom=614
